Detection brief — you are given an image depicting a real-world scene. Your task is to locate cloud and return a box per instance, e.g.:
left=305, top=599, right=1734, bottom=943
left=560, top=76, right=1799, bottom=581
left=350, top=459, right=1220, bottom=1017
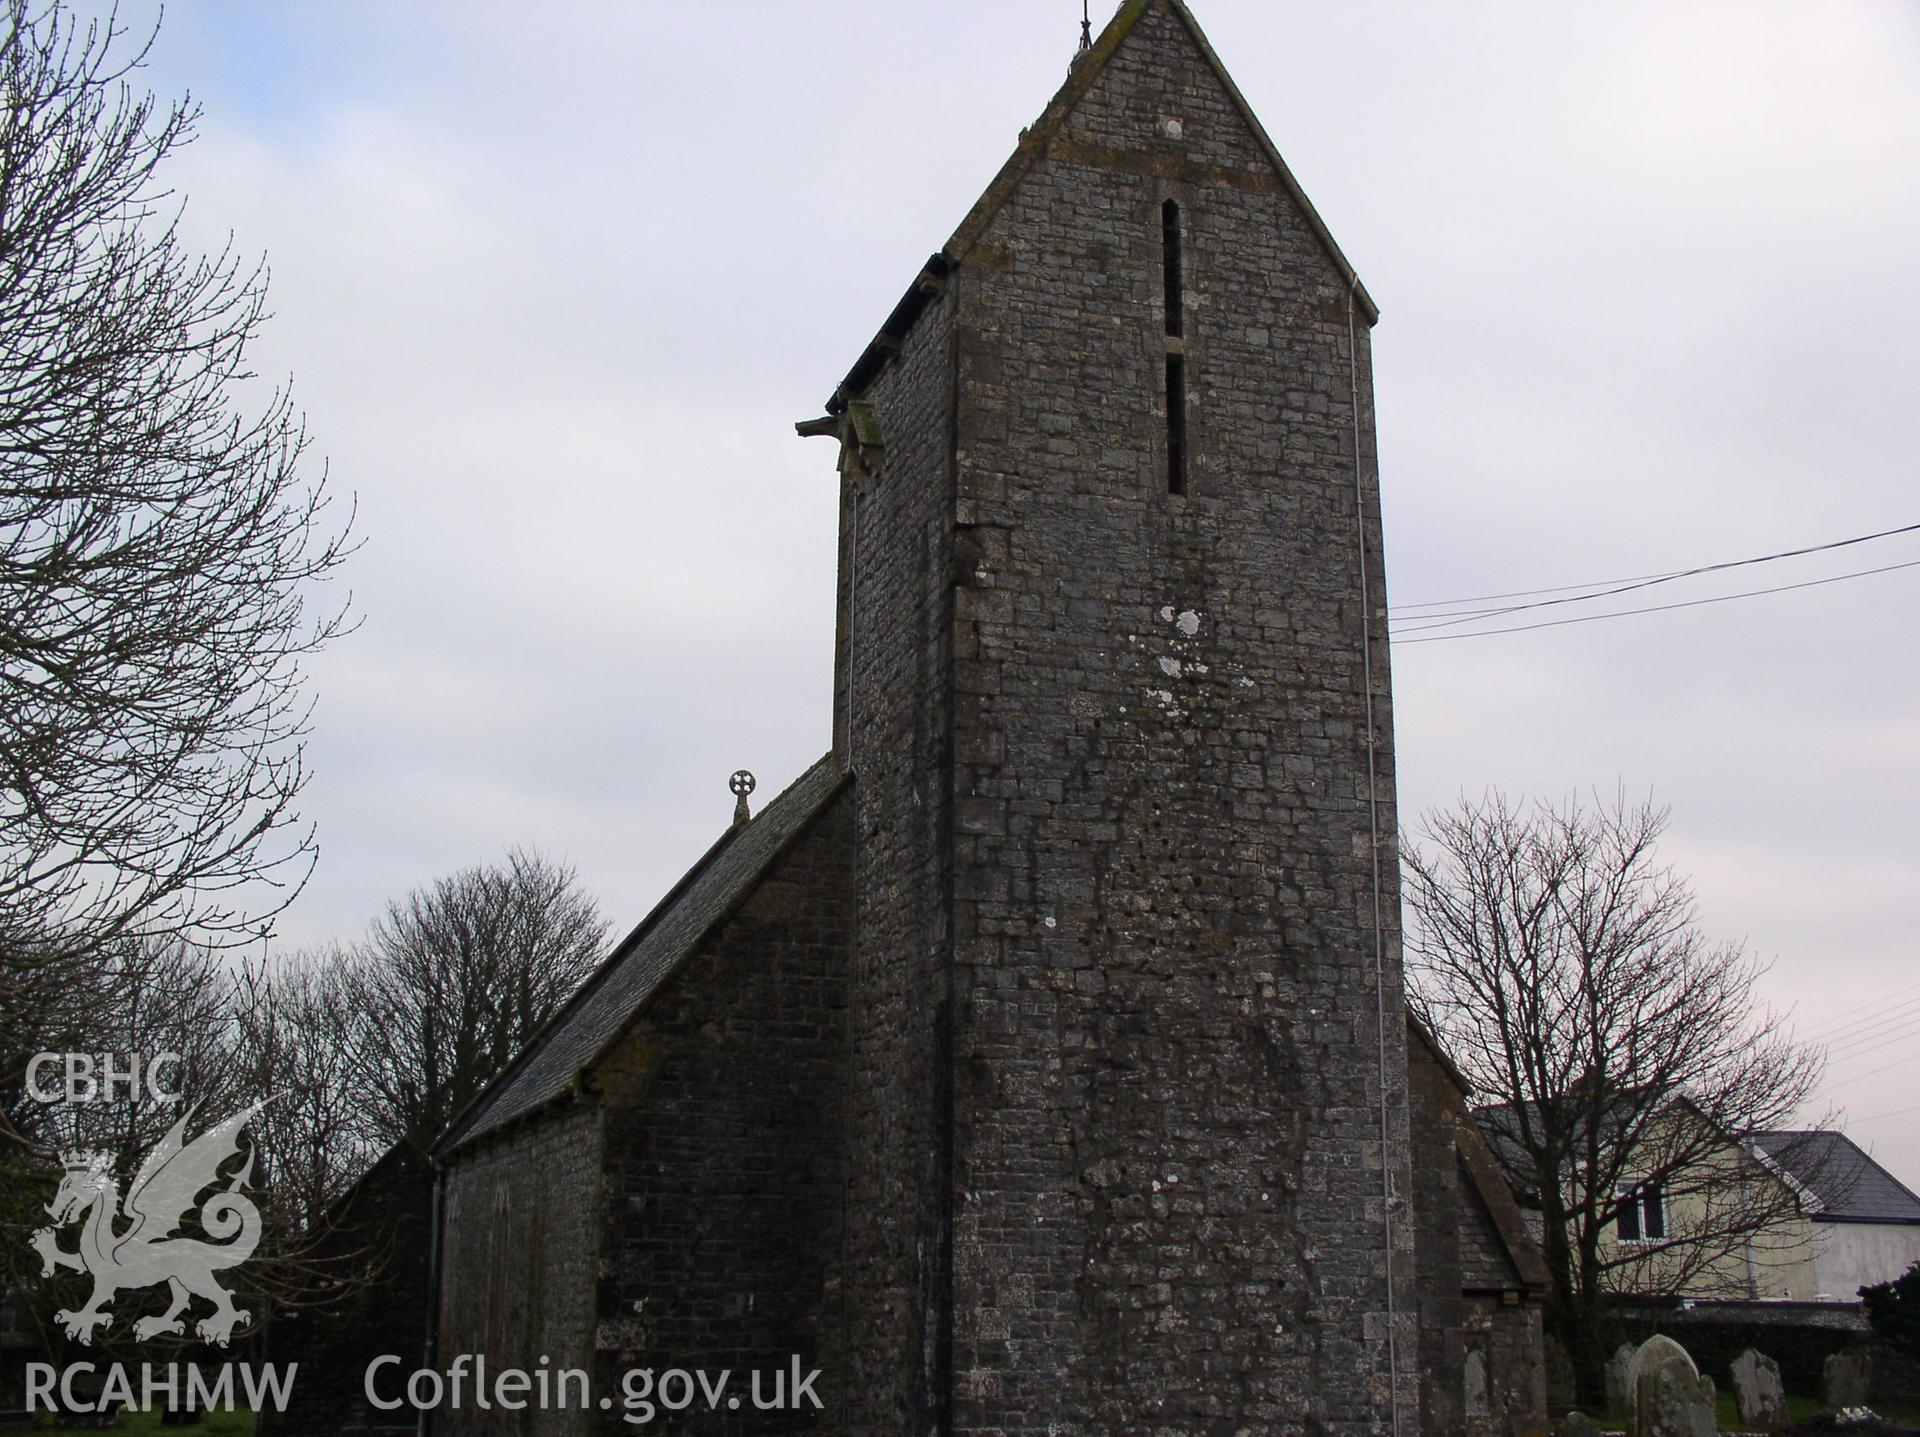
left=110, top=0, right=1920, bottom=1178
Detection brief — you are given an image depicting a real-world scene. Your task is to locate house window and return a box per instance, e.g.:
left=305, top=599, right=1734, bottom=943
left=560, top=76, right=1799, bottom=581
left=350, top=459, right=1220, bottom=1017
left=1616, top=1180, right=1666, bottom=1242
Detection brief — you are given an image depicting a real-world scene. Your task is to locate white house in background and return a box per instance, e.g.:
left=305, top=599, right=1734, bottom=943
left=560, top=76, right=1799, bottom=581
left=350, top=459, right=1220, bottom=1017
left=1752, top=1130, right=1920, bottom=1300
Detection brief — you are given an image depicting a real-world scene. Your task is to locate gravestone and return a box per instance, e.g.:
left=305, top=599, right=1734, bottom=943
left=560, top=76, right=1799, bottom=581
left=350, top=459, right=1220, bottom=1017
left=1556, top=1410, right=1601, bottom=1437
left=1628, top=1335, right=1714, bottom=1437
left=1731, top=1348, right=1787, bottom=1429
left=1640, top=1364, right=1716, bottom=1437
left=1606, top=1342, right=1640, bottom=1419
left=1464, top=1350, right=1489, bottom=1421
left=1825, top=1351, right=1872, bottom=1410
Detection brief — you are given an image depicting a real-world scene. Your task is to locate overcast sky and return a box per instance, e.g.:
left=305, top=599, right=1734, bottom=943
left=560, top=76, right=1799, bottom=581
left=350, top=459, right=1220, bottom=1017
left=109, top=2, right=1920, bottom=1187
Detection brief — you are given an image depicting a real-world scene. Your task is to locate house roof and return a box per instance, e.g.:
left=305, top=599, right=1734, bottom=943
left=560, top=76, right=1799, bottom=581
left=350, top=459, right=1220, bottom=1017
left=323, top=1136, right=429, bottom=1224
left=825, top=0, right=1376, bottom=414
left=1469, top=1097, right=1630, bottom=1192
left=1471, top=1085, right=1720, bottom=1191
left=437, top=754, right=848, bottom=1155
left=1750, top=1130, right=1920, bottom=1226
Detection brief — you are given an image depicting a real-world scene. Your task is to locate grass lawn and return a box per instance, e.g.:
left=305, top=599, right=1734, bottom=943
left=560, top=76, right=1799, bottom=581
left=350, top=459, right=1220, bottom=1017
left=18, top=1395, right=259, bottom=1431
left=1713, top=1390, right=1920, bottom=1431
left=82, top=1409, right=256, bottom=1434
left=1715, top=1391, right=1823, bottom=1430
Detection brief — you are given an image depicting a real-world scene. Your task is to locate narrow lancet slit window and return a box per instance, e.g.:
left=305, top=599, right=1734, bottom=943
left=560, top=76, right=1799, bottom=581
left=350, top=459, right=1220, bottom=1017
left=1166, top=353, right=1188, bottom=495
left=1162, top=200, right=1184, bottom=337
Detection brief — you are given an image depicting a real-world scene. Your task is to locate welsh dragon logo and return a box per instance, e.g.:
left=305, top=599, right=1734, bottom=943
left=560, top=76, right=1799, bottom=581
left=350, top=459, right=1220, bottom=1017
left=30, top=1102, right=268, bottom=1347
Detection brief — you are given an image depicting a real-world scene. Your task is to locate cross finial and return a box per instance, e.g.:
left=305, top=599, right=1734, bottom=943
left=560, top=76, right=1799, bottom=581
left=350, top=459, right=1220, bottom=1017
left=1079, top=0, right=1093, bottom=53
left=730, top=770, right=756, bottom=828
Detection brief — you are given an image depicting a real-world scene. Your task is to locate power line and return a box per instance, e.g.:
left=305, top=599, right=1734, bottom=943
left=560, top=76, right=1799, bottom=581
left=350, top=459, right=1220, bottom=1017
left=1824, top=1021, right=1920, bottom=1070
left=1827, top=1028, right=1920, bottom=1069
left=1797, top=982, right=1920, bottom=1041
left=1397, top=548, right=1920, bottom=634
left=1391, top=520, right=1920, bottom=626
left=1390, top=556, right=1920, bottom=646
left=1811, top=1010, right=1920, bottom=1057
left=1816, top=993, right=1920, bottom=1049
left=1853, top=1101, right=1920, bottom=1126
left=1820, top=1003, right=1920, bottom=1061
left=1393, top=569, right=1688, bottom=613
left=1826, top=1049, right=1920, bottom=1094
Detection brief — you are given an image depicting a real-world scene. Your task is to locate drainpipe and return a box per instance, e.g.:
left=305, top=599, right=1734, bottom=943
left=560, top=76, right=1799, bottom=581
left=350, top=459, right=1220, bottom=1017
left=420, top=1158, right=448, bottom=1437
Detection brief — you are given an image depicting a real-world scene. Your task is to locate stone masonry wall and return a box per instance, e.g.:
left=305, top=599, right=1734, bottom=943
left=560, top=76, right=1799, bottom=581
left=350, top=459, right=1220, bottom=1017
left=1463, top=1294, right=1548, bottom=1437
left=836, top=279, right=960, bottom=1435
left=591, top=787, right=854, bottom=1434
left=1409, top=1036, right=1472, bottom=1437
left=258, top=1142, right=435, bottom=1437
left=437, top=1103, right=603, bottom=1437
left=939, top=6, right=1415, bottom=1434
left=1407, top=1029, right=1548, bottom=1436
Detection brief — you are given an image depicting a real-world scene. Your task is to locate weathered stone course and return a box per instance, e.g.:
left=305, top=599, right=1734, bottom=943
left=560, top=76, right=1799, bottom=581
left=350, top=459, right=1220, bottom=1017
left=437, top=1104, right=603, bottom=1437
left=592, top=786, right=854, bottom=1423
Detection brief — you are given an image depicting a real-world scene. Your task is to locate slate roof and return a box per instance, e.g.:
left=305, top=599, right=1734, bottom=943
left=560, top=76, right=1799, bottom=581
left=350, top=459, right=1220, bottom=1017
left=438, top=754, right=848, bottom=1155
left=1751, top=1130, right=1920, bottom=1226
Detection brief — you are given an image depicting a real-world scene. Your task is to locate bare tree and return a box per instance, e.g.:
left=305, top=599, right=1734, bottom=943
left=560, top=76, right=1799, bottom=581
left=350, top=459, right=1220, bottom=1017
left=1, top=935, right=236, bottom=1156
left=2, top=936, right=407, bottom=1354
left=230, top=948, right=372, bottom=1228
left=0, top=0, right=353, bottom=973
left=0, top=935, right=249, bottom=1358
left=341, top=849, right=607, bottom=1148
left=1403, top=790, right=1825, bottom=1404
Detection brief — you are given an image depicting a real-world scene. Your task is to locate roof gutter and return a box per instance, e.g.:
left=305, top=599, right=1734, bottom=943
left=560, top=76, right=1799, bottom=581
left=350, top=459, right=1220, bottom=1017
left=826, top=254, right=952, bottom=414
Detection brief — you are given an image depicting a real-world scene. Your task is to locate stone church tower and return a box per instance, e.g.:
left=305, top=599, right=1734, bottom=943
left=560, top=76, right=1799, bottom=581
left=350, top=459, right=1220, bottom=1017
left=414, top=5, right=1550, bottom=1437
left=811, top=1, right=1415, bottom=1431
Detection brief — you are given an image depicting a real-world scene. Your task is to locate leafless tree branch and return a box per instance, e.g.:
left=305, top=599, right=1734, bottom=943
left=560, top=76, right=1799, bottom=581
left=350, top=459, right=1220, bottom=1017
left=339, top=847, right=608, bottom=1149
left=1404, top=789, right=1829, bottom=1403
left=0, top=0, right=355, bottom=971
